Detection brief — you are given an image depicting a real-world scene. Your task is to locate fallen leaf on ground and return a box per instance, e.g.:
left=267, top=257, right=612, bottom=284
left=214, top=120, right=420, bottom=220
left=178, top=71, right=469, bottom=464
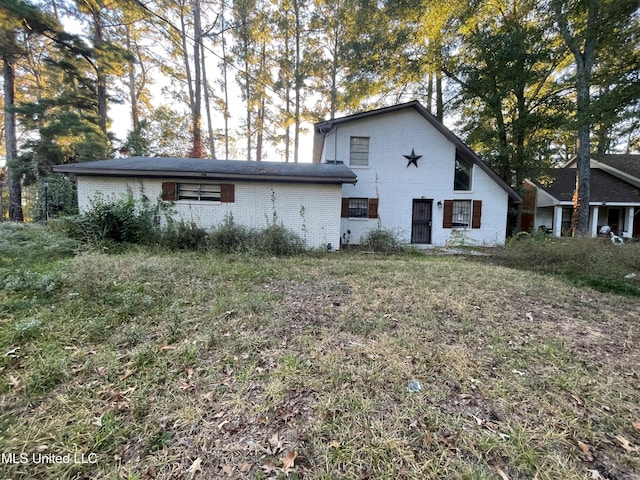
left=120, top=368, right=136, bottom=381
left=280, top=450, right=298, bottom=472
left=238, top=461, right=251, bottom=473
left=179, top=381, right=195, bottom=392
left=614, top=435, right=638, bottom=453
left=494, top=464, right=510, bottom=480
left=261, top=461, right=277, bottom=474
left=202, top=391, right=215, bottom=402
left=269, top=431, right=282, bottom=453
left=485, top=421, right=499, bottom=431
left=8, top=375, right=20, bottom=389
left=187, top=457, right=202, bottom=479
left=577, top=440, right=594, bottom=461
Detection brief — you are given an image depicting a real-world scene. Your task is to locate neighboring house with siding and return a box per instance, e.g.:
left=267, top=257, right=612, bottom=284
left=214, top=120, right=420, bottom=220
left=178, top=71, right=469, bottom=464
left=53, top=157, right=357, bottom=250
left=312, top=101, right=521, bottom=247
left=523, top=154, right=640, bottom=238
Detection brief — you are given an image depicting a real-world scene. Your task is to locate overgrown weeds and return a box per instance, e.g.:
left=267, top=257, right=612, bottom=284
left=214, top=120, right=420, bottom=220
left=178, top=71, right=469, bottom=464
left=53, top=195, right=308, bottom=255
left=489, top=236, right=640, bottom=297
left=53, top=191, right=161, bottom=246
left=360, top=227, right=404, bottom=254
left=208, top=214, right=250, bottom=253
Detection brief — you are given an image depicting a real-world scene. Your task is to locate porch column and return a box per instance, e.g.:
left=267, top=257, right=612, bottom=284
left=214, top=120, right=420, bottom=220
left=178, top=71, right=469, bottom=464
left=624, top=207, right=634, bottom=238
left=590, top=206, right=599, bottom=237
left=553, top=206, right=563, bottom=237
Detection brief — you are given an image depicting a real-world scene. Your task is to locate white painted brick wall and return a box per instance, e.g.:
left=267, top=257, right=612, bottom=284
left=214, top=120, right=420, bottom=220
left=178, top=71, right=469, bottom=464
left=77, top=177, right=343, bottom=250
left=322, top=108, right=509, bottom=246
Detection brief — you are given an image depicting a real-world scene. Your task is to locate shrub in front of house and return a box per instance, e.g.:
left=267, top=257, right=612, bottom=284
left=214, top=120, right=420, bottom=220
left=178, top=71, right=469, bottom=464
left=160, top=220, right=209, bottom=251
left=55, top=194, right=311, bottom=255
left=361, top=227, right=403, bottom=254
left=209, top=214, right=251, bottom=253
left=55, top=192, right=159, bottom=246
left=252, top=223, right=306, bottom=256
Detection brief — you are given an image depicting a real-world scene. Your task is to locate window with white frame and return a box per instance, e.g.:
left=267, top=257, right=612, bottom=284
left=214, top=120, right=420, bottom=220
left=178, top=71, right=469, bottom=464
left=452, top=200, right=472, bottom=227
left=350, top=137, right=369, bottom=166
left=177, top=183, right=221, bottom=201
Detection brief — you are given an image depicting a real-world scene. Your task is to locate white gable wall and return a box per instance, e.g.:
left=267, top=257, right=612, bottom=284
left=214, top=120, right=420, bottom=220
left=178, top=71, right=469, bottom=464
left=76, top=176, right=342, bottom=249
left=322, top=109, right=509, bottom=246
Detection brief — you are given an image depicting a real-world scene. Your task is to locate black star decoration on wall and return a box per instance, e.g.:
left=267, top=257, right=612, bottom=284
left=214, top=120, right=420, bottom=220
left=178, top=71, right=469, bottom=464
left=403, top=148, right=423, bottom=168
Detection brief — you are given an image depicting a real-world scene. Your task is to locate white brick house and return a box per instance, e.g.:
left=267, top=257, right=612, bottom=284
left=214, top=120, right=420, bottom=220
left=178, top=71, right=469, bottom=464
left=313, top=101, right=521, bottom=247
left=53, top=157, right=356, bottom=250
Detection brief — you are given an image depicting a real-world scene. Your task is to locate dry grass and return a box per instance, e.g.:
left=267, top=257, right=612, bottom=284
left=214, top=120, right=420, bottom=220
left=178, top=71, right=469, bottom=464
left=1, top=224, right=639, bottom=479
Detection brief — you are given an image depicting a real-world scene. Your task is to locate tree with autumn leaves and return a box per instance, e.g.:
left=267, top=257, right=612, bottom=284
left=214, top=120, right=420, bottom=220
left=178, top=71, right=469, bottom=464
left=2, top=0, right=639, bottom=232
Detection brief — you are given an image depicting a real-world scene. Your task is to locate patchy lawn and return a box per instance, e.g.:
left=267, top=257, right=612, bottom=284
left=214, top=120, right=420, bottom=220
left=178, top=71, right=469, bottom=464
left=1, top=223, right=639, bottom=479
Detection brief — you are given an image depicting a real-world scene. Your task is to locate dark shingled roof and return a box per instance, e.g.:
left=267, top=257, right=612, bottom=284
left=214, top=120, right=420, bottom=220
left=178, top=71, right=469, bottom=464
left=533, top=168, right=640, bottom=203
left=313, top=100, right=522, bottom=202
left=592, top=154, right=640, bottom=180
left=53, top=157, right=357, bottom=185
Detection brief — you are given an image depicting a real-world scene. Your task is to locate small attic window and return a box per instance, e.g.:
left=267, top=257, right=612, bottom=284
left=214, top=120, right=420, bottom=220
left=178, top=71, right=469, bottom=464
left=454, top=155, right=473, bottom=191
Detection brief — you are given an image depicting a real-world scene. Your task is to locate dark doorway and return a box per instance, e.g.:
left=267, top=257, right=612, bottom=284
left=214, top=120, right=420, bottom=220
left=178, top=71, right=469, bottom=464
left=608, top=208, right=621, bottom=234
left=411, top=199, right=432, bottom=244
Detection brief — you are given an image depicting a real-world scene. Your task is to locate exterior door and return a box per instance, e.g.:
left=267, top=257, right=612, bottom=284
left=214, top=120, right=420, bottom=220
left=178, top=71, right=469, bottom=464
left=411, top=199, right=432, bottom=244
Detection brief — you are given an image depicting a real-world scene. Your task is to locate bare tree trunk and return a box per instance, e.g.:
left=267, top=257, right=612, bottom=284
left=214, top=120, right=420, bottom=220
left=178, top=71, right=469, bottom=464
left=180, top=5, right=194, bottom=122
left=91, top=8, right=109, bottom=136
left=573, top=75, right=592, bottom=237
left=256, top=41, right=267, bottom=162
left=201, top=37, right=215, bottom=158
left=189, top=0, right=204, bottom=158
left=3, top=47, right=23, bottom=221
left=427, top=71, right=433, bottom=113
left=221, top=8, right=230, bottom=160
left=283, top=25, right=292, bottom=162
left=125, top=28, right=140, bottom=131
left=293, top=0, right=301, bottom=163
left=553, top=0, right=597, bottom=237
left=435, top=70, right=443, bottom=121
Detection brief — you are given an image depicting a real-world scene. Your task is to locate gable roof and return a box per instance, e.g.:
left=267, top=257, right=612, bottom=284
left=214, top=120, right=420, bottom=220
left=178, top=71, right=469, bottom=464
left=53, top=157, right=357, bottom=185
left=591, top=154, right=640, bottom=188
left=592, top=154, right=640, bottom=178
left=563, top=154, right=640, bottom=188
left=529, top=168, right=640, bottom=204
left=313, top=100, right=522, bottom=202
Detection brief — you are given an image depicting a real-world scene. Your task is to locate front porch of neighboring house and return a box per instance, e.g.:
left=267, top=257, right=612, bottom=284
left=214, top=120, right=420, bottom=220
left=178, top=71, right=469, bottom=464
left=538, top=204, right=639, bottom=238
